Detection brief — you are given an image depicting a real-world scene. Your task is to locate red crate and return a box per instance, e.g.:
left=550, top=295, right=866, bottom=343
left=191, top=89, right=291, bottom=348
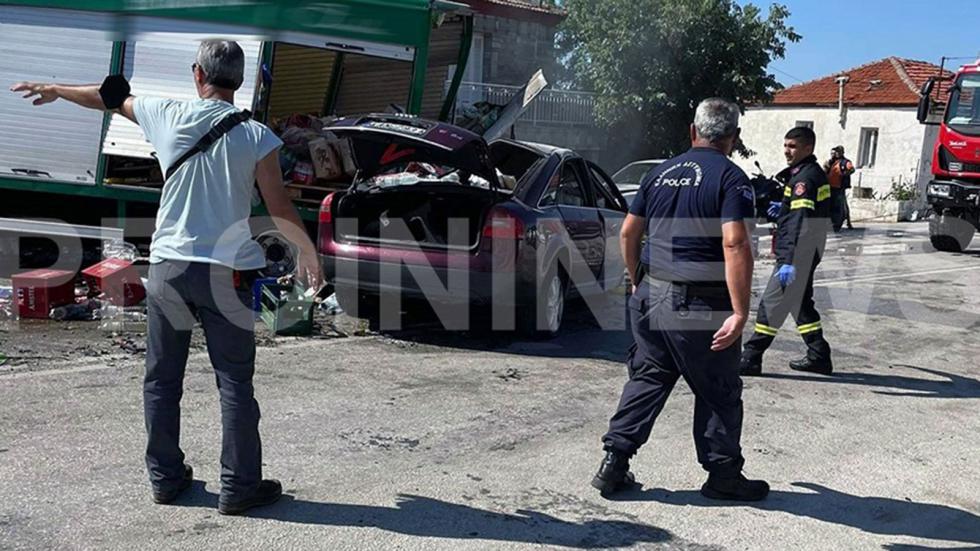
left=82, top=259, right=146, bottom=306
left=12, top=269, right=76, bottom=319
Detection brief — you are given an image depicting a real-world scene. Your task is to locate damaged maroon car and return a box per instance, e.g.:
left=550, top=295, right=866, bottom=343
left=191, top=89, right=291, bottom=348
left=317, top=114, right=628, bottom=336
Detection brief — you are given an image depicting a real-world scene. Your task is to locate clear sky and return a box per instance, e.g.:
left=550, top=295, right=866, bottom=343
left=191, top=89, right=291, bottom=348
left=765, top=0, right=980, bottom=86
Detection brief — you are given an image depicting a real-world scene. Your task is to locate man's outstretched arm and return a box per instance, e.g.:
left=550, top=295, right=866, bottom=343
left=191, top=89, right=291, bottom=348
left=10, top=81, right=137, bottom=123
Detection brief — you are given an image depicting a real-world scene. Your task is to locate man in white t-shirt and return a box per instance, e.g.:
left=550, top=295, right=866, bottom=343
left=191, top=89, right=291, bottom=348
left=12, top=40, right=322, bottom=515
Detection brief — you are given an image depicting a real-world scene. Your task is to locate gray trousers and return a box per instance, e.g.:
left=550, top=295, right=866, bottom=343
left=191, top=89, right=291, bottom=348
left=144, top=260, right=262, bottom=501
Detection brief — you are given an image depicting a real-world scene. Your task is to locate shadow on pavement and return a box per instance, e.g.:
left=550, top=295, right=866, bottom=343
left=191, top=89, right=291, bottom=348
left=369, top=298, right=635, bottom=363
left=177, top=486, right=673, bottom=548
left=760, top=365, right=980, bottom=399
left=611, top=482, right=979, bottom=547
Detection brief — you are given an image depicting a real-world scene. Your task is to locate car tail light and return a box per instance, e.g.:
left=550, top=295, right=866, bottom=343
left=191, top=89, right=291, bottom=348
left=482, top=207, right=525, bottom=240
left=319, top=192, right=335, bottom=224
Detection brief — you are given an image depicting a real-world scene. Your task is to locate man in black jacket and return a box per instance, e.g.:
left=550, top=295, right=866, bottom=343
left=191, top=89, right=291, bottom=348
left=740, top=126, right=833, bottom=376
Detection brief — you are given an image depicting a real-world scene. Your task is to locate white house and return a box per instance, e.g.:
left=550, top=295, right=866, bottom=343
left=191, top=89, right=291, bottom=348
left=736, top=57, right=949, bottom=205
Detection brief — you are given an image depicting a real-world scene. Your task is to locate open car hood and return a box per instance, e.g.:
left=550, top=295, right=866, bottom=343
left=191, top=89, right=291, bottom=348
left=326, top=114, right=499, bottom=190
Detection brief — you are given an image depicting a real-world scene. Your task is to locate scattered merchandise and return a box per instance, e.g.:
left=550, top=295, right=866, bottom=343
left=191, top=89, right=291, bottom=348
left=309, top=137, right=344, bottom=181
left=318, top=292, right=343, bottom=315
left=252, top=277, right=280, bottom=312
left=50, top=298, right=102, bottom=321
left=99, top=305, right=148, bottom=332
left=259, top=275, right=315, bottom=336
left=101, top=239, right=140, bottom=262
left=291, top=161, right=315, bottom=185
left=12, top=269, right=75, bottom=319
left=82, top=258, right=146, bottom=306
left=0, top=286, right=12, bottom=320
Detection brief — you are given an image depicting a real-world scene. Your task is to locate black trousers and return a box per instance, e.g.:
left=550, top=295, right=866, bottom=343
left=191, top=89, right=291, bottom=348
left=743, top=261, right=831, bottom=363
left=831, top=188, right=849, bottom=232
left=603, top=277, right=744, bottom=476
left=144, top=260, right=262, bottom=503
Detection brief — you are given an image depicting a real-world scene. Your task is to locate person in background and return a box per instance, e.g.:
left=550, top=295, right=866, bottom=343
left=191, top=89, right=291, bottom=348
left=824, top=145, right=855, bottom=232
left=741, top=127, right=833, bottom=377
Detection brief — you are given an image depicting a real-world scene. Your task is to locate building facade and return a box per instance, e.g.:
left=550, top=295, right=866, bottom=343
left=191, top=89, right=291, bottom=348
left=736, top=57, right=949, bottom=199
left=450, top=0, right=606, bottom=163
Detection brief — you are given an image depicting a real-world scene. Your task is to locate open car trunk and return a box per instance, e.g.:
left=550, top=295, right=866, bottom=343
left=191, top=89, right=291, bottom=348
left=334, top=185, right=502, bottom=250
left=324, top=115, right=509, bottom=250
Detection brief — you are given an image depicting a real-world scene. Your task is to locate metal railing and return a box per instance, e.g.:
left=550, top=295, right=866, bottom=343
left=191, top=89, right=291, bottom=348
left=447, top=80, right=597, bottom=126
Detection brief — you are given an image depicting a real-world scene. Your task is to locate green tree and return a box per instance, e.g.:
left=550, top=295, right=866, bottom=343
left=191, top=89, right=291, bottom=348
left=557, top=0, right=800, bottom=165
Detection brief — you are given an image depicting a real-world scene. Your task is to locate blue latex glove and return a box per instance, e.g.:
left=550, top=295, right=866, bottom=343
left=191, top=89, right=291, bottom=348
left=777, top=264, right=797, bottom=287
left=767, top=201, right=782, bottom=219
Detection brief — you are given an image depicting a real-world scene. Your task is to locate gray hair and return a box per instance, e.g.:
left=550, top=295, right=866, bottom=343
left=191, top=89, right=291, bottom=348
left=694, top=98, right=740, bottom=143
left=196, top=39, right=245, bottom=90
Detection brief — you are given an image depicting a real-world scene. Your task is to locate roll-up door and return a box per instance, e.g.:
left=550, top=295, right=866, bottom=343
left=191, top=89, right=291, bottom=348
left=102, top=17, right=262, bottom=159
left=266, top=43, right=338, bottom=120
left=0, top=6, right=114, bottom=184
left=421, top=18, right=464, bottom=119
left=333, top=55, right=413, bottom=116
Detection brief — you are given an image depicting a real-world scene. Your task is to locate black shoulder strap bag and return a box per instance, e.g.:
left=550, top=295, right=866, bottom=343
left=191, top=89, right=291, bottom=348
left=164, top=109, right=252, bottom=181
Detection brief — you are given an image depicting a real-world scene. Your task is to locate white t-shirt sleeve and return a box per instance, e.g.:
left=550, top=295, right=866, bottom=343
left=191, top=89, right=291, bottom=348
left=254, top=125, right=283, bottom=161
left=133, top=96, right=176, bottom=148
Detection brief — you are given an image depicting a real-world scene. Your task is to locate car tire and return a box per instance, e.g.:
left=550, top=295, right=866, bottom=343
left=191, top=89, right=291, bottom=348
left=518, top=265, right=567, bottom=339
left=929, top=213, right=975, bottom=253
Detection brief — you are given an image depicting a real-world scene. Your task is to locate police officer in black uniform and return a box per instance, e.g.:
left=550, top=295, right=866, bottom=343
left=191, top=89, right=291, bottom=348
left=592, top=99, right=769, bottom=501
left=740, top=126, right=833, bottom=376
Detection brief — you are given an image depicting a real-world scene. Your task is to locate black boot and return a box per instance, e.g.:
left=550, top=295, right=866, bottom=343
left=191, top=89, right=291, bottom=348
left=218, top=479, right=283, bottom=516
left=590, top=450, right=636, bottom=496
left=152, top=465, right=193, bottom=505
left=789, top=356, right=833, bottom=375
left=739, top=355, right=762, bottom=377
left=700, top=472, right=770, bottom=501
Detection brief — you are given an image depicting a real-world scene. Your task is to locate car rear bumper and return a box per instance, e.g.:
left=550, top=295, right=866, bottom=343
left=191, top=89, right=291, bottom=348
left=323, top=255, right=524, bottom=306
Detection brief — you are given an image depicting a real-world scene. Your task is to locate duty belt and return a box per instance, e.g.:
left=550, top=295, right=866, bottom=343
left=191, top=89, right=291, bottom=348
left=642, top=273, right=730, bottom=298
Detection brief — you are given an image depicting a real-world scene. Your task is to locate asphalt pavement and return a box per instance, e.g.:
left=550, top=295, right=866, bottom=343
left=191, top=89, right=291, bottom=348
left=1, top=222, right=978, bottom=550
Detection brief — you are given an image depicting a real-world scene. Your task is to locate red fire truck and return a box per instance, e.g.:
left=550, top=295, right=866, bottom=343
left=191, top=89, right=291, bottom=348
left=918, top=58, right=980, bottom=252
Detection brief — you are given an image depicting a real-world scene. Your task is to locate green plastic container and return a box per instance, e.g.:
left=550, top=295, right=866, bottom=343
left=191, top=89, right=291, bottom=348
left=259, top=282, right=314, bottom=336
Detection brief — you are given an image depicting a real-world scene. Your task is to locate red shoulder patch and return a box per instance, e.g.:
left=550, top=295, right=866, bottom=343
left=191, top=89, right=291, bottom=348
left=794, top=182, right=807, bottom=197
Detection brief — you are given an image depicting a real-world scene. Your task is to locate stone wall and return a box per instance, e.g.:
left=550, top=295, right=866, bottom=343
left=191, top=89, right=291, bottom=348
left=848, top=198, right=916, bottom=223
left=474, top=14, right=560, bottom=86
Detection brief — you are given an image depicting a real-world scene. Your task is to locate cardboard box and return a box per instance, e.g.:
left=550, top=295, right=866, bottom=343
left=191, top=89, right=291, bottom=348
left=309, top=138, right=343, bottom=181
left=82, top=258, right=146, bottom=306
left=12, top=269, right=75, bottom=319
left=283, top=185, right=304, bottom=200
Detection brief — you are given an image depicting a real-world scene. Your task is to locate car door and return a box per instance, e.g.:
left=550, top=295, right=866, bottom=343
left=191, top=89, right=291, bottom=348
left=555, top=159, right=604, bottom=289
left=588, top=162, right=628, bottom=291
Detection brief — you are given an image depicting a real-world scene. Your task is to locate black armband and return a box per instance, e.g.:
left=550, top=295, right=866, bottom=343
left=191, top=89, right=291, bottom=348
left=99, top=74, right=131, bottom=110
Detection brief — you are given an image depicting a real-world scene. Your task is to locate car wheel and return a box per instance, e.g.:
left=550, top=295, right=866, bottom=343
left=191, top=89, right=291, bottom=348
left=519, top=265, right=566, bottom=339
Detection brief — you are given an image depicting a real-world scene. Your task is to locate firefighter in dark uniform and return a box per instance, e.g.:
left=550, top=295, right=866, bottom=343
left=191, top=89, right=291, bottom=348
left=740, top=126, right=833, bottom=376
left=591, top=98, right=769, bottom=502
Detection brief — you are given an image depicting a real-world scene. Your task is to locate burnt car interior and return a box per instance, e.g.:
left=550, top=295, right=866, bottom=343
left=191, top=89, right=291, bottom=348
left=334, top=141, right=545, bottom=249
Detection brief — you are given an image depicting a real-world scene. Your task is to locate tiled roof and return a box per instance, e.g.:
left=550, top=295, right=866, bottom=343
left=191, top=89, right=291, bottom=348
left=770, top=57, right=954, bottom=107
left=462, top=0, right=566, bottom=21
left=482, top=0, right=565, bottom=15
